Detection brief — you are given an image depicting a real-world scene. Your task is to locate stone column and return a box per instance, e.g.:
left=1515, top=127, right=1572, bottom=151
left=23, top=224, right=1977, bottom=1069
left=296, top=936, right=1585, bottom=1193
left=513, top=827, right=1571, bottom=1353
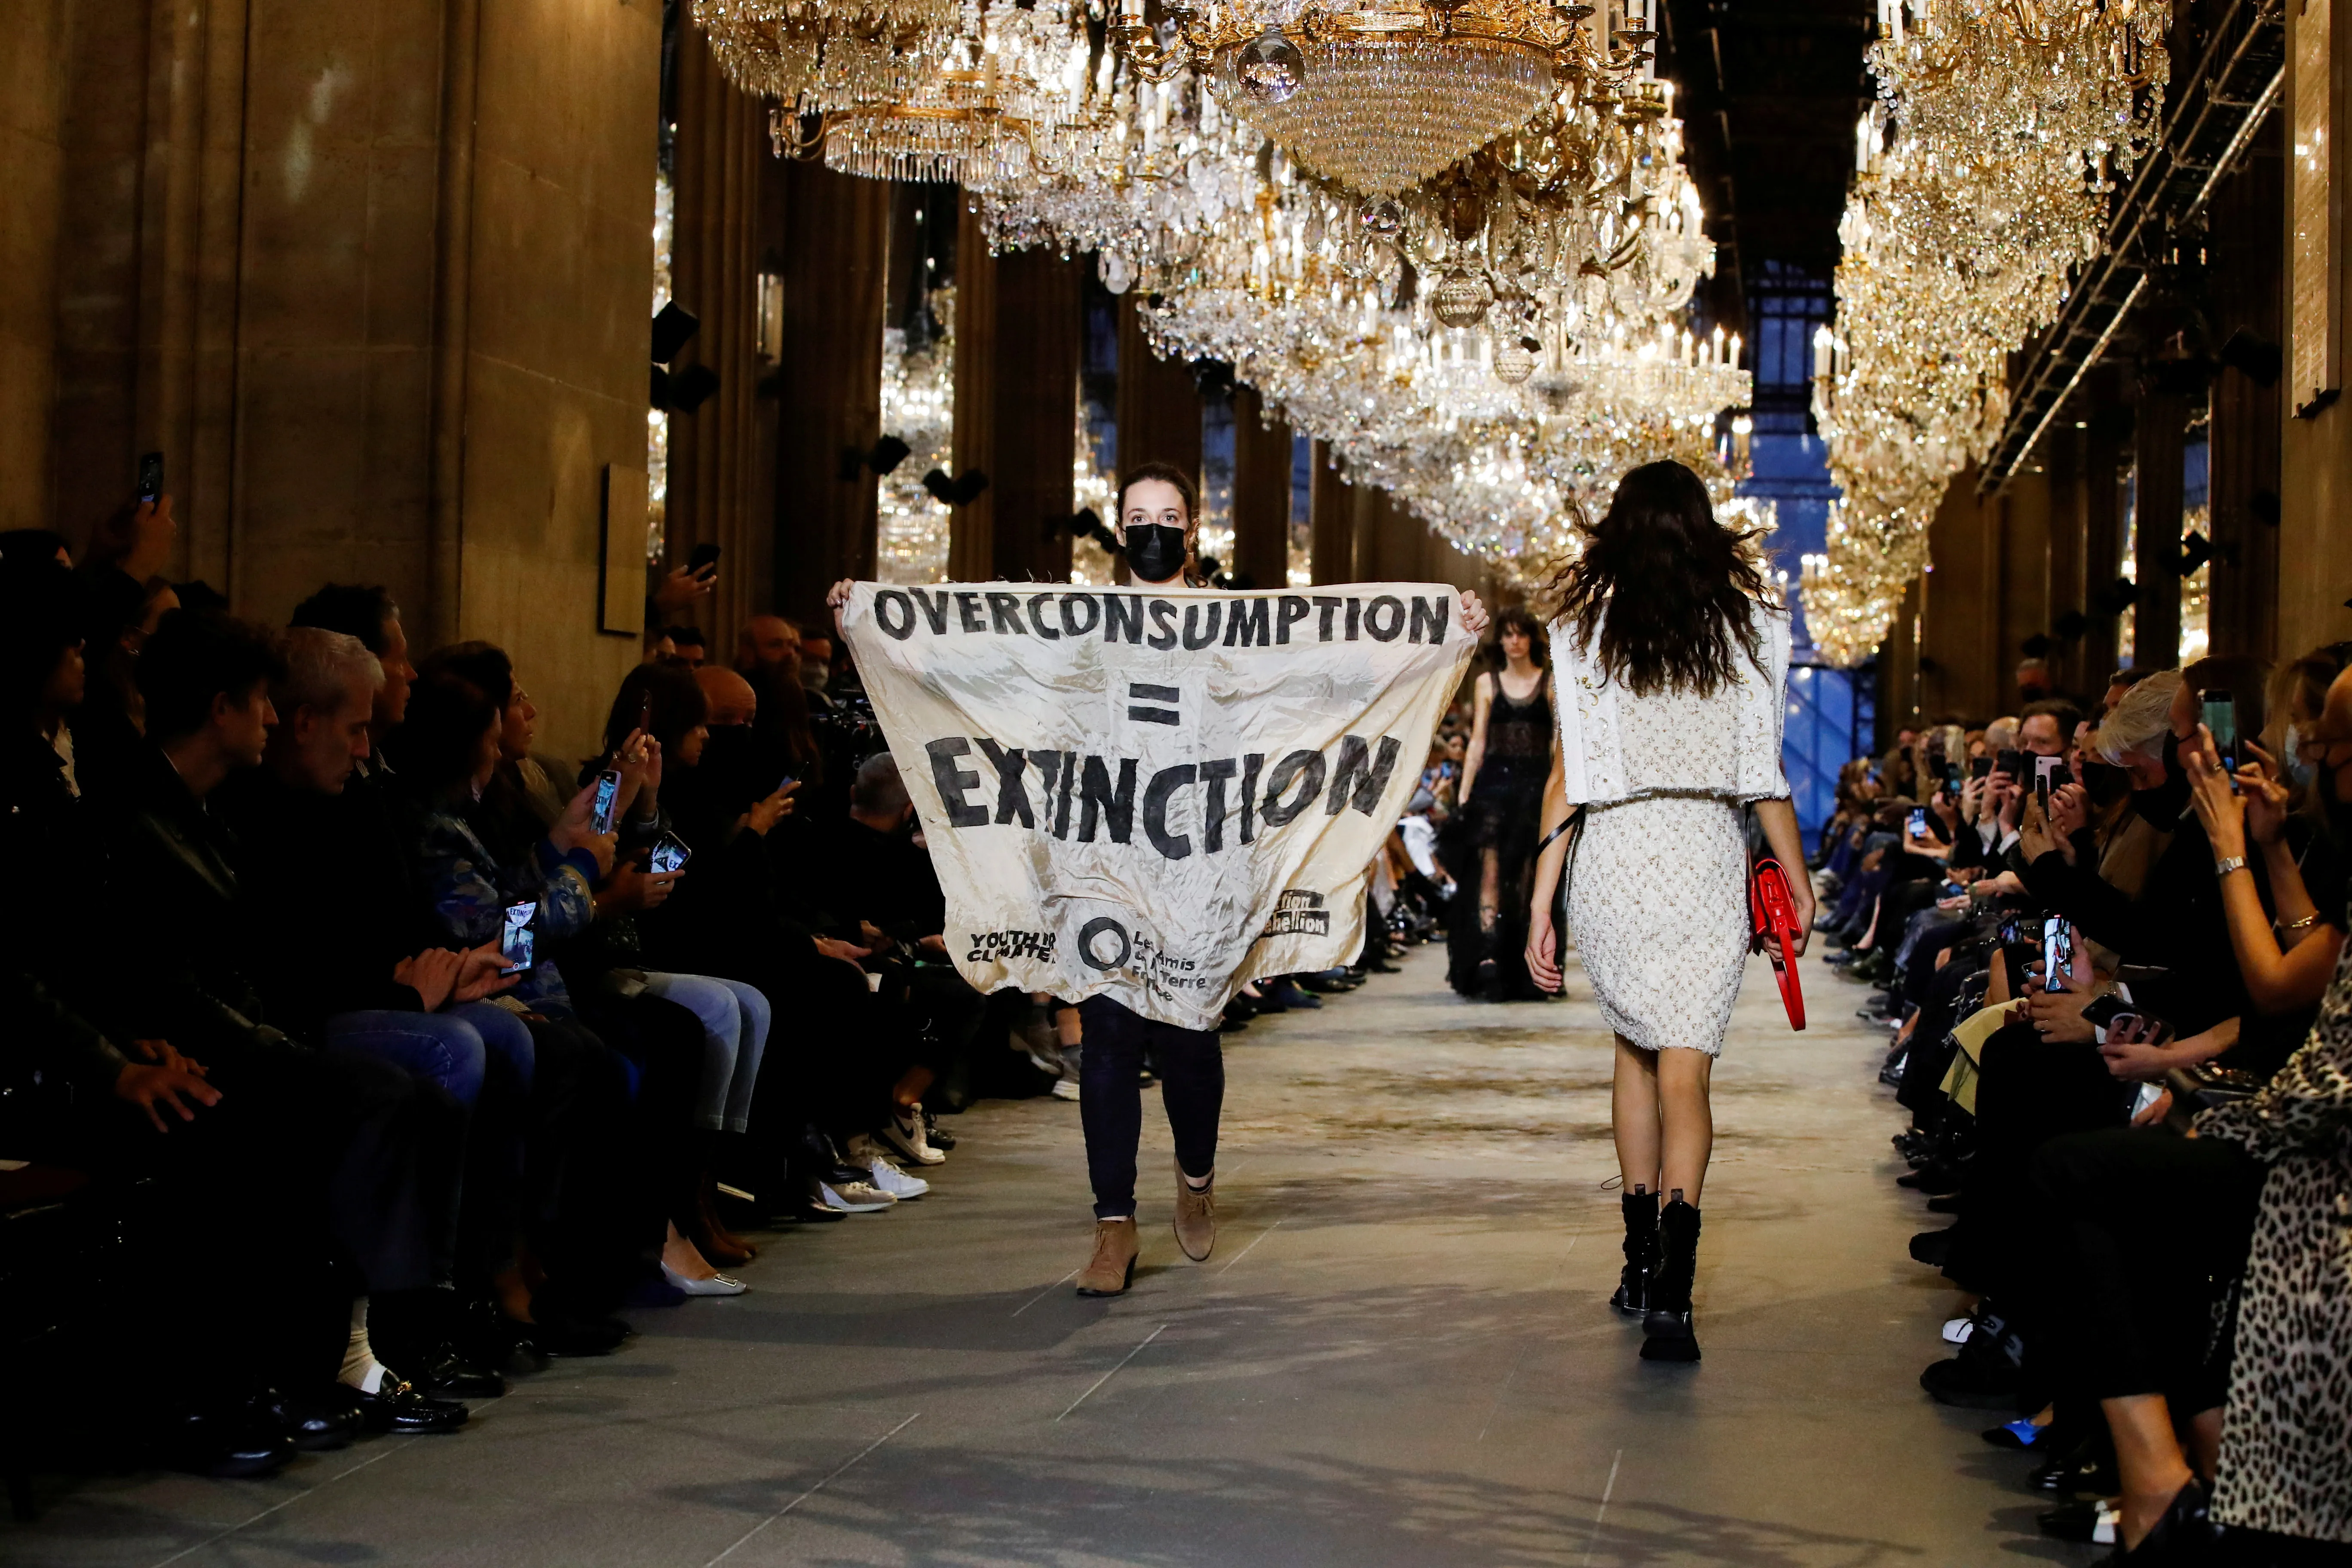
left=2132, top=383, right=2187, bottom=670
left=2082, top=386, right=2128, bottom=687
left=0, top=0, right=72, bottom=533
left=665, top=16, right=768, bottom=652
left=2043, top=422, right=2085, bottom=693
left=948, top=202, right=997, bottom=581
left=987, top=246, right=1078, bottom=582
left=1231, top=384, right=1292, bottom=590
left=773, top=154, right=887, bottom=622
left=1115, top=292, right=1201, bottom=481
left=1308, top=440, right=1354, bottom=585
left=2208, top=113, right=2284, bottom=661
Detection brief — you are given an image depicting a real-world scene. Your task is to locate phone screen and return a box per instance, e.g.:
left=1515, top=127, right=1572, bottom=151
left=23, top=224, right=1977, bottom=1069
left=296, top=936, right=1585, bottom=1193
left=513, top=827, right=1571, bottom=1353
left=648, top=833, right=691, bottom=875
left=2201, top=689, right=2238, bottom=774
left=591, top=769, right=622, bottom=835
left=1908, top=806, right=1929, bottom=837
left=136, top=451, right=164, bottom=504
left=2042, top=917, right=2072, bottom=987
left=500, top=901, right=536, bottom=971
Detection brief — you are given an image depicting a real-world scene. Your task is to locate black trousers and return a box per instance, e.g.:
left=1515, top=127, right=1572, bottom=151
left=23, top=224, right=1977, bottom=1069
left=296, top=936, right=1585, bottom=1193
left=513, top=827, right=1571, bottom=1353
left=2031, top=1127, right=2264, bottom=1411
left=1945, top=1024, right=2133, bottom=1296
left=1076, top=996, right=1223, bottom=1219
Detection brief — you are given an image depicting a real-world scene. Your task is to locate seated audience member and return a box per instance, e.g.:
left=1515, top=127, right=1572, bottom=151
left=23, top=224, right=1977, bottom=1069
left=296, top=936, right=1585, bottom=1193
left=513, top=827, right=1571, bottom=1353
left=288, top=582, right=416, bottom=785
left=798, top=632, right=836, bottom=711
left=408, top=648, right=757, bottom=1294
left=98, top=608, right=472, bottom=1437
left=668, top=625, right=707, bottom=668
left=0, top=561, right=331, bottom=1475
left=2020, top=668, right=2352, bottom=1556
left=214, top=627, right=532, bottom=1397
left=395, top=664, right=661, bottom=1342
left=627, top=662, right=933, bottom=1213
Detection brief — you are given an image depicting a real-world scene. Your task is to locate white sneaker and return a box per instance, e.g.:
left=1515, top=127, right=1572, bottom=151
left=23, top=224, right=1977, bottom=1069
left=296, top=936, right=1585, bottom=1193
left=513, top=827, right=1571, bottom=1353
left=1050, top=1078, right=1081, bottom=1102
left=818, top=1179, right=896, bottom=1212
left=877, top=1111, right=946, bottom=1166
left=1942, top=1316, right=1974, bottom=1345
left=846, top=1136, right=931, bottom=1199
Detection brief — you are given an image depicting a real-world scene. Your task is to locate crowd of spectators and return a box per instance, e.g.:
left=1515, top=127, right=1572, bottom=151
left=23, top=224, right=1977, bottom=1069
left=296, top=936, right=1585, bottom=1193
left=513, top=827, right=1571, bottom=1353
left=1810, top=650, right=2352, bottom=1561
left=0, top=501, right=1437, bottom=1490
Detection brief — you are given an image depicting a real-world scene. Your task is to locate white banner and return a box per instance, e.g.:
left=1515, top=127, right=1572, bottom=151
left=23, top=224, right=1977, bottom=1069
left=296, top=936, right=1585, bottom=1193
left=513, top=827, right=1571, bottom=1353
left=842, top=582, right=1473, bottom=1030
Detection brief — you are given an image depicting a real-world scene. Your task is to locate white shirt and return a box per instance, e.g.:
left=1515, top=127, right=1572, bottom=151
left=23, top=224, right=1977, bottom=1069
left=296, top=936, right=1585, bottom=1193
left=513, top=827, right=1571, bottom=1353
left=1549, top=601, right=1792, bottom=808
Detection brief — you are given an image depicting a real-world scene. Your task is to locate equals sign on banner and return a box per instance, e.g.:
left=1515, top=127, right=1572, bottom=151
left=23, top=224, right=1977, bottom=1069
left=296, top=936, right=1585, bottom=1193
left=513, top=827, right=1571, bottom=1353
left=1128, top=683, right=1181, bottom=725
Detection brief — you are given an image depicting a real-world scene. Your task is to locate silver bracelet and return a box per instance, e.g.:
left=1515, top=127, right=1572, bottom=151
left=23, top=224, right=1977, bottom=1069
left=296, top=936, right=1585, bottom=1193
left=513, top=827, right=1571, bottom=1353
left=2214, top=856, right=2249, bottom=879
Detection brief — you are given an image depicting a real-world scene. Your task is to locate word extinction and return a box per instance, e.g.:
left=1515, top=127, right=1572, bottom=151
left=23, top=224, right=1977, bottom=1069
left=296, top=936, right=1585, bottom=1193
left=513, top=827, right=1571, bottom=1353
left=870, top=588, right=1456, bottom=649
left=923, top=734, right=1405, bottom=862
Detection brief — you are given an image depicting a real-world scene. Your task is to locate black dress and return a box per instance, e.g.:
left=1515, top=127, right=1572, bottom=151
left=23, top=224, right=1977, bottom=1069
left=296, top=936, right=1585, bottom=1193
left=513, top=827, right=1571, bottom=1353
left=1445, top=669, right=1553, bottom=998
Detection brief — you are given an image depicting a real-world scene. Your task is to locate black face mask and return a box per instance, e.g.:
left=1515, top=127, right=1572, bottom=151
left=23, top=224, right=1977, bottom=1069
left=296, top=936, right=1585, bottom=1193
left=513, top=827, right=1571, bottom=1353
left=693, top=724, right=761, bottom=812
left=1124, top=524, right=1187, bottom=584
left=2132, top=729, right=2193, bottom=824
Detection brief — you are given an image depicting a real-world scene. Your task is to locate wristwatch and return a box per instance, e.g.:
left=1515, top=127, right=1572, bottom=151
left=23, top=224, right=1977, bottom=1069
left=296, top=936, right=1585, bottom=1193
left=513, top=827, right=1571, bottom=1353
left=2214, top=855, right=2249, bottom=878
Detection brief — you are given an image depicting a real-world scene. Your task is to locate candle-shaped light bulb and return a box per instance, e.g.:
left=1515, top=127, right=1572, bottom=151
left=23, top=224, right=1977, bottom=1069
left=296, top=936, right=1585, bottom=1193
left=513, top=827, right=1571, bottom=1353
left=1813, top=322, right=1834, bottom=380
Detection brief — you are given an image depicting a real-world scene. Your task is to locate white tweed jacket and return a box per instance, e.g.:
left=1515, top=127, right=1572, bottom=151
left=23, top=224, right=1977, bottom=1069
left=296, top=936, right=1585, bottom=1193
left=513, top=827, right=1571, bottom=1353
left=1548, top=600, right=1792, bottom=808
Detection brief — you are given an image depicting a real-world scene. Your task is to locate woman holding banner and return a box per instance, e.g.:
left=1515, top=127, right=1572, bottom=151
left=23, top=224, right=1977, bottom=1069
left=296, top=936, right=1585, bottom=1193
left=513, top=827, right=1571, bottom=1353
left=833, top=459, right=1487, bottom=1298
left=1522, top=460, right=1814, bottom=1363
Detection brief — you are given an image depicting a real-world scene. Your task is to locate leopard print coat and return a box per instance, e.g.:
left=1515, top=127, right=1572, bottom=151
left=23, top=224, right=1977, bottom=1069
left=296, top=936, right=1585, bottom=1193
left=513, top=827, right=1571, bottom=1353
left=2196, top=935, right=2352, bottom=1544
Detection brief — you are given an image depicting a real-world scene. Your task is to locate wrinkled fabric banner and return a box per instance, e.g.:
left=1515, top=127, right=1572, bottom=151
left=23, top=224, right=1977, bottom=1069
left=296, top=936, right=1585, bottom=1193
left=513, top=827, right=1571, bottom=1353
left=843, top=582, right=1473, bottom=1030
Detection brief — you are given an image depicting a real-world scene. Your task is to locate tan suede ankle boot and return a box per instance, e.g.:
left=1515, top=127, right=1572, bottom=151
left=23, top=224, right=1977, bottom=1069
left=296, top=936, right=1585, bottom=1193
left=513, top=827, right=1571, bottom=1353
left=1074, top=1217, right=1140, bottom=1296
left=1173, top=1164, right=1216, bottom=1262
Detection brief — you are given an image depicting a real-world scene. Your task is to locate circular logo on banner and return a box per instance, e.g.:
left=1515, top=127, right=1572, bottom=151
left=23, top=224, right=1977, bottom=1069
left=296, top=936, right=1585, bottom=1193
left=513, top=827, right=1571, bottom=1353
left=1077, top=917, right=1132, bottom=972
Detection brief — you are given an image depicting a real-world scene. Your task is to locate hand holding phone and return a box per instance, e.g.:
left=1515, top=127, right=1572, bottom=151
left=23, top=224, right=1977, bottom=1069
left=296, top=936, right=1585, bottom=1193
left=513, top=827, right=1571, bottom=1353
left=590, top=769, right=623, bottom=835
left=2200, top=690, right=2239, bottom=781
left=500, top=901, right=537, bottom=972
left=2042, top=916, right=2075, bottom=991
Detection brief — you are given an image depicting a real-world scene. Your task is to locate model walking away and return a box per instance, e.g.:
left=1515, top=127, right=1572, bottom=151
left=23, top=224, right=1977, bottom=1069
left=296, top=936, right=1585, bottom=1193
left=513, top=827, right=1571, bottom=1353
left=1522, top=460, right=1814, bottom=1363
left=1447, top=609, right=1552, bottom=1000
left=833, top=460, right=1491, bottom=1298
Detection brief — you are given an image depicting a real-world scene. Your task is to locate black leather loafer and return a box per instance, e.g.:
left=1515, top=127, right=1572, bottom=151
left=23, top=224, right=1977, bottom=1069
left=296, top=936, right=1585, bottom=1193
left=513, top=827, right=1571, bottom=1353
left=412, top=1344, right=507, bottom=1400
left=355, top=1376, right=469, bottom=1434
left=251, top=1386, right=361, bottom=1452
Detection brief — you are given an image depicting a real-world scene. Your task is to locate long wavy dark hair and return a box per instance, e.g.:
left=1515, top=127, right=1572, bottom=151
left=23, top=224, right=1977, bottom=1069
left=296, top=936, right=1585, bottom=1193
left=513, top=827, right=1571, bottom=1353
left=1547, top=459, right=1768, bottom=698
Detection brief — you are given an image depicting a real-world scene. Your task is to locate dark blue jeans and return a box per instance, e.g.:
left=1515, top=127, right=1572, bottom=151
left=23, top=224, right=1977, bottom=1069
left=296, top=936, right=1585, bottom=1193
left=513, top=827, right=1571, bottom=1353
left=1077, top=996, right=1224, bottom=1219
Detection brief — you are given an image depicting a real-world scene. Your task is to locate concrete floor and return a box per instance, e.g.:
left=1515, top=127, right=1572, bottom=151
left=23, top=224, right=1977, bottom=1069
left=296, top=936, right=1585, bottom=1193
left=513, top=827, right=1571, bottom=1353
left=8, top=944, right=2096, bottom=1568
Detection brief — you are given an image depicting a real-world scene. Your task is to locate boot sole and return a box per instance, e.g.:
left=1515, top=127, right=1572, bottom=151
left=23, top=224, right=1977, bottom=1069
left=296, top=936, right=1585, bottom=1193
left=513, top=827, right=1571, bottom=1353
left=1640, top=1310, right=1700, bottom=1361
left=1075, top=1257, right=1137, bottom=1297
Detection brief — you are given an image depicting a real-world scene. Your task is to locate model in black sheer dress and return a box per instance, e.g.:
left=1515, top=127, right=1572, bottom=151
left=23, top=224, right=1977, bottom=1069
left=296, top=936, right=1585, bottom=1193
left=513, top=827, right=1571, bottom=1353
left=1446, top=610, right=1552, bottom=1000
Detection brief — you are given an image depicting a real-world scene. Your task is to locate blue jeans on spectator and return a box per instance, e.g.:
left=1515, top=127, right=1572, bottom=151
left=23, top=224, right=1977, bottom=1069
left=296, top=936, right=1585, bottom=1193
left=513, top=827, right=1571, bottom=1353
left=643, top=972, right=769, bottom=1132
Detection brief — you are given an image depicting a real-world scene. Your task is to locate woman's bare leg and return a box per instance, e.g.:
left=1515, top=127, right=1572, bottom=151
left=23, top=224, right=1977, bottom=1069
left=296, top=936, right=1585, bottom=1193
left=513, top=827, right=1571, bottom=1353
left=1612, top=1036, right=1661, bottom=1195
left=1479, top=846, right=1503, bottom=935
left=2104, top=1393, right=2197, bottom=1550
left=1656, top=1047, right=1715, bottom=1205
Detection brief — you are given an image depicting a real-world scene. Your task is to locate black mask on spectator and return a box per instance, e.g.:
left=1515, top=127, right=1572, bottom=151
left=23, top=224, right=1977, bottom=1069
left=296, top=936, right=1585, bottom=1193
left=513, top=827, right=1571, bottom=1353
left=694, top=724, right=762, bottom=811
left=1124, top=525, right=1187, bottom=584
left=2132, top=729, right=2192, bottom=825
left=2079, top=758, right=2132, bottom=808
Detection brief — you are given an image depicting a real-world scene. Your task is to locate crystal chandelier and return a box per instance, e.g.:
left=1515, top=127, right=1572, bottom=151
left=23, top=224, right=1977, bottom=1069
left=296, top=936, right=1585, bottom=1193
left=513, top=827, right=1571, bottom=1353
left=1805, top=0, right=2169, bottom=667
left=1108, top=0, right=1638, bottom=197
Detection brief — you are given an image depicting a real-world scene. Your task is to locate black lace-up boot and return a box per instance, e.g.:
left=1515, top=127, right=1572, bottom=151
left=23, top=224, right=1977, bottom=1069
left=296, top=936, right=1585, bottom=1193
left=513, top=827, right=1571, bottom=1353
left=1640, top=1195, right=1703, bottom=1362
left=1611, top=1188, right=1658, bottom=1315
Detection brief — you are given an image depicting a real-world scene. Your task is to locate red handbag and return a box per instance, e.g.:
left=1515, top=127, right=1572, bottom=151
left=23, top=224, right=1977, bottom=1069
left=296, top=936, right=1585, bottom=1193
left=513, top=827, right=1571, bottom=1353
left=1749, top=857, right=1807, bottom=1031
